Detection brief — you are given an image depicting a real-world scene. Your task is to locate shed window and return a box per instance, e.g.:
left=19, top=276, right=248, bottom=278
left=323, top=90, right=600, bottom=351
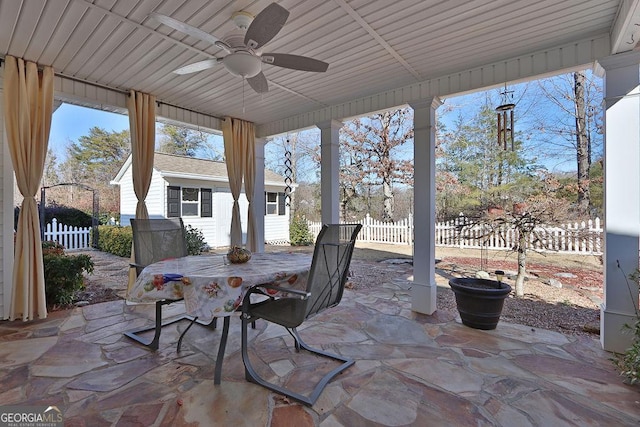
left=265, top=192, right=287, bottom=216
left=266, top=192, right=278, bottom=215
left=181, top=187, right=199, bottom=216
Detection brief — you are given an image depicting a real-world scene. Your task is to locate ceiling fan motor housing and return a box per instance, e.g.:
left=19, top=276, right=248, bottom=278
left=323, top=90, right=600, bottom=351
left=223, top=52, right=262, bottom=78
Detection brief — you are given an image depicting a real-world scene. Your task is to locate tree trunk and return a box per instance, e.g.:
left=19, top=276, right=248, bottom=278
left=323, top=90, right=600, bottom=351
left=515, top=232, right=527, bottom=297
left=382, top=178, right=394, bottom=221
left=574, top=72, right=591, bottom=215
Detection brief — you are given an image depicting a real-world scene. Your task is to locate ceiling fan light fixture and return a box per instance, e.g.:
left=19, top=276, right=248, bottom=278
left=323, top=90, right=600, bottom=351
left=223, top=52, right=262, bottom=78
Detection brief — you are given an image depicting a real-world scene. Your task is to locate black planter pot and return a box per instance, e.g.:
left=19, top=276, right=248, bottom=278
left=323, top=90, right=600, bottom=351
left=448, top=277, right=512, bottom=330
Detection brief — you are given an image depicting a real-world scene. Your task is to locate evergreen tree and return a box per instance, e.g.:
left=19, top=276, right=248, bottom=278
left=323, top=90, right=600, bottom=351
left=60, top=127, right=130, bottom=213
left=438, top=98, right=537, bottom=217
left=157, top=124, right=211, bottom=157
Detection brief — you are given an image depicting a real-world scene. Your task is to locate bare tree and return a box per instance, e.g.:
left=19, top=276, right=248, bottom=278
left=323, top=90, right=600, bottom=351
left=574, top=72, right=590, bottom=214
left=535, top=71, right=603, bottom=215
left=341, top=108, right=414, bottom=221
left=472, top=174, right=573, bottom=296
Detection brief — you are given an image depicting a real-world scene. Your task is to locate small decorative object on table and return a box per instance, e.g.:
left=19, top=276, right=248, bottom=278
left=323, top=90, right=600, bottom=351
left=227, top=246, right=252, bottom=264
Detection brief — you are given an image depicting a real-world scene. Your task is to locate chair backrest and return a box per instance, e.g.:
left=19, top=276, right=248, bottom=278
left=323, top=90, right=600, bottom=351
left=304, top=223, right=362, bottom=319
left=130, top=218, right=188, bottom=271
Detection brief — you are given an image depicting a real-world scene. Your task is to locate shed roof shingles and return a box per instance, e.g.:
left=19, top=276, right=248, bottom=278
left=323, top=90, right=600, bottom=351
left=153, top=152, right=285, bottom=184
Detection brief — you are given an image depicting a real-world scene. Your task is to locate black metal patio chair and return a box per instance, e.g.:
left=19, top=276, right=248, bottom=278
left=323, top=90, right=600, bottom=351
left=240, top=223, right=362, bottom=406
left=124, top=217, right=214, bottom=350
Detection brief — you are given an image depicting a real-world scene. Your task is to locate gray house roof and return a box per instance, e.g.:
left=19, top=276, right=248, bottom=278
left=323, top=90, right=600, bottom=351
left=112, top=152, right=288, bottom=186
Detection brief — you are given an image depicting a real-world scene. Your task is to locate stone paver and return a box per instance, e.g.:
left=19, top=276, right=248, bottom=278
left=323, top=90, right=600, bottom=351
left=0, top=249, right=638, bottom=426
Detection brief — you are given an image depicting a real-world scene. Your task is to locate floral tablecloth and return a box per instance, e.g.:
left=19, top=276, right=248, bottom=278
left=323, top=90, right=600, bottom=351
left=127, top=252, right=312, bottom=323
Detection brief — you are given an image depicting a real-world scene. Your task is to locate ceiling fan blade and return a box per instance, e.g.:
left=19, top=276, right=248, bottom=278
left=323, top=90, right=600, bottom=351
left=244, top=3, right=289, bottom=49
left=261, top=53, right=329, bottom=72
left=149, top=12, right=221, bottom=46
left=247, top=72, right=269, bottom=93
left=173, top=59, right=220, bottom=75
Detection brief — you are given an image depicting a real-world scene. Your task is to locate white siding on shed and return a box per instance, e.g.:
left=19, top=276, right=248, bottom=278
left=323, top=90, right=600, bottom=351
left=115, top=154, right=291, bottom=250
left=119, top=167, right=172, bottom=225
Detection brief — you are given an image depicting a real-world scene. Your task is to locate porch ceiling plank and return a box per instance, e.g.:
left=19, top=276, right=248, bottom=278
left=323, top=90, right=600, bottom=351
left=101, top=37, right=177, bottom=90
left=0, top=1, right=22, bottom=55
left=22, top=1, right=72, bottom=61
left=35, top=5, right=98, bottom=66
left=3, top=1, right=47, bottom=60
left=398, top=2, right=614, bottom=57
left=402, top=2, right=617, bottom=78
left=148, top=0, right=231, bottom=56
left=50, top=6, right=112, bottom=72
left=64, top=6, right=127, bottom=77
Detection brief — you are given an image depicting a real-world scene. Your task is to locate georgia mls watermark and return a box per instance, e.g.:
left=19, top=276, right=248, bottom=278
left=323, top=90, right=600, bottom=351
left=0, top=405, right=63, bottom=427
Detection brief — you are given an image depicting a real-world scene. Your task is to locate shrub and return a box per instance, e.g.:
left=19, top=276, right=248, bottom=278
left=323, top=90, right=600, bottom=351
left=42, top=241, right=94, bottom=307
left=611, top=268, right=640, bottom=384
left=611, top=268, right=640, bottom=385
left=99, top=212, right=120, bottom=225
left=44, top=203, right=93, bottom=228
left=612, top=318, right=640, bottom=385
left=42, top=240, right=65, bottom=256
left=97, top=225, right=132, bottom=257
left=185, top=225, right=207, bottom=255
left=290, top=215, right=313, bottom=246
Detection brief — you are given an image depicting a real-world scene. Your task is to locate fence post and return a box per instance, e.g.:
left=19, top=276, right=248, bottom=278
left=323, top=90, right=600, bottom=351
left=51, top=218, right=59, bottom=245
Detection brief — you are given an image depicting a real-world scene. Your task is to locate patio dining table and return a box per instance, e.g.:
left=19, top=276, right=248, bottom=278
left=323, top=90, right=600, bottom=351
left=127, top=251, right=312, bottom=383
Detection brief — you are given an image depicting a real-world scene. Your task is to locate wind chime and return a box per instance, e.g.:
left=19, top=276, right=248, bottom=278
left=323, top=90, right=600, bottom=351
left=284, top=138, right=293, bottom=207
left=495, top=84, right=515, bottom=151
left=478, top=85, right=516, bottom=271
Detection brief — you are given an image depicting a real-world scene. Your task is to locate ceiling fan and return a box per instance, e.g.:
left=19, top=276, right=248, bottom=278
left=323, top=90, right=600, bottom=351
left=150, top=3, right=329, bottom=94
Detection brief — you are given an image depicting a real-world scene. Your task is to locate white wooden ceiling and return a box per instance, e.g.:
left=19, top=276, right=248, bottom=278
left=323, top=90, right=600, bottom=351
left=0, top=0, right=637, bottom=134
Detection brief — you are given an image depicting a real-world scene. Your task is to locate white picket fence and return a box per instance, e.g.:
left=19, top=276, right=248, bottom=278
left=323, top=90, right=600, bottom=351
left=44, top=218, right=92, bottom=250
left=308, top=213, right=603, bottom=255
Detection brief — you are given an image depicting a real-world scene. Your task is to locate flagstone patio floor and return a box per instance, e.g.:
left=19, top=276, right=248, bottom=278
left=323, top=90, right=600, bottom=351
left=0, top=252, right=639, bottom=426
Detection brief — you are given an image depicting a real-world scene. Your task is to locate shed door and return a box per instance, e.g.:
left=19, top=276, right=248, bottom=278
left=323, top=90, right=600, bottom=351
left=214, top=189, right=249, bottom=247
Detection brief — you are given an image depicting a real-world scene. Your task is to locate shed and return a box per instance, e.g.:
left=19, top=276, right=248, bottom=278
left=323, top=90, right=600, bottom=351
left=111, top=152, right=291, bottom=247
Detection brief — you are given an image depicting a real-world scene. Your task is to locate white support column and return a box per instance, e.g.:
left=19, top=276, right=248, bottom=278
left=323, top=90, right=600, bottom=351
left=316, top=119, right=343, bottom=224
left=598, top=51, right=640, bottom=352
left=253, top=137, right=266, bottom=253
left=410, top=97, right=441, bottom=315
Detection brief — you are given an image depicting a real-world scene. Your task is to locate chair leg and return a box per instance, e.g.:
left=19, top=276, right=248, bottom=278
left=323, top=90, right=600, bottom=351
left=124, top=300, right=168, bottom=350
left=177, top=316, right=198, bottom=352
left=124, top=300, right=217, bottom=351
left=241, top=318, right=354, bottom=406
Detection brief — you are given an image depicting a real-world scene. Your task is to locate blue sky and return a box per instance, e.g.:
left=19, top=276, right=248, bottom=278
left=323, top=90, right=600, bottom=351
left=50, top=104, right=130, bottom=160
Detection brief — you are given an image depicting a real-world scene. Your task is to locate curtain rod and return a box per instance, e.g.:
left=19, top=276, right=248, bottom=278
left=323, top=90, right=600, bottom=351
left=0, top=55, right=130, bottom=95
left=156, top=100, right=225, bottom=122
left=57, top=71, right=130, bottom=95
left=55, top=73, right=226, bottom=122
left=1, top=56, right=225, bottom=122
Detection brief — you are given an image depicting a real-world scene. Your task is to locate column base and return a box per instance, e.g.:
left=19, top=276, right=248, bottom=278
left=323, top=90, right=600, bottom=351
left=601, top=305, right=637, bottom=353
left=411, top=282, right=437, bottom=315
